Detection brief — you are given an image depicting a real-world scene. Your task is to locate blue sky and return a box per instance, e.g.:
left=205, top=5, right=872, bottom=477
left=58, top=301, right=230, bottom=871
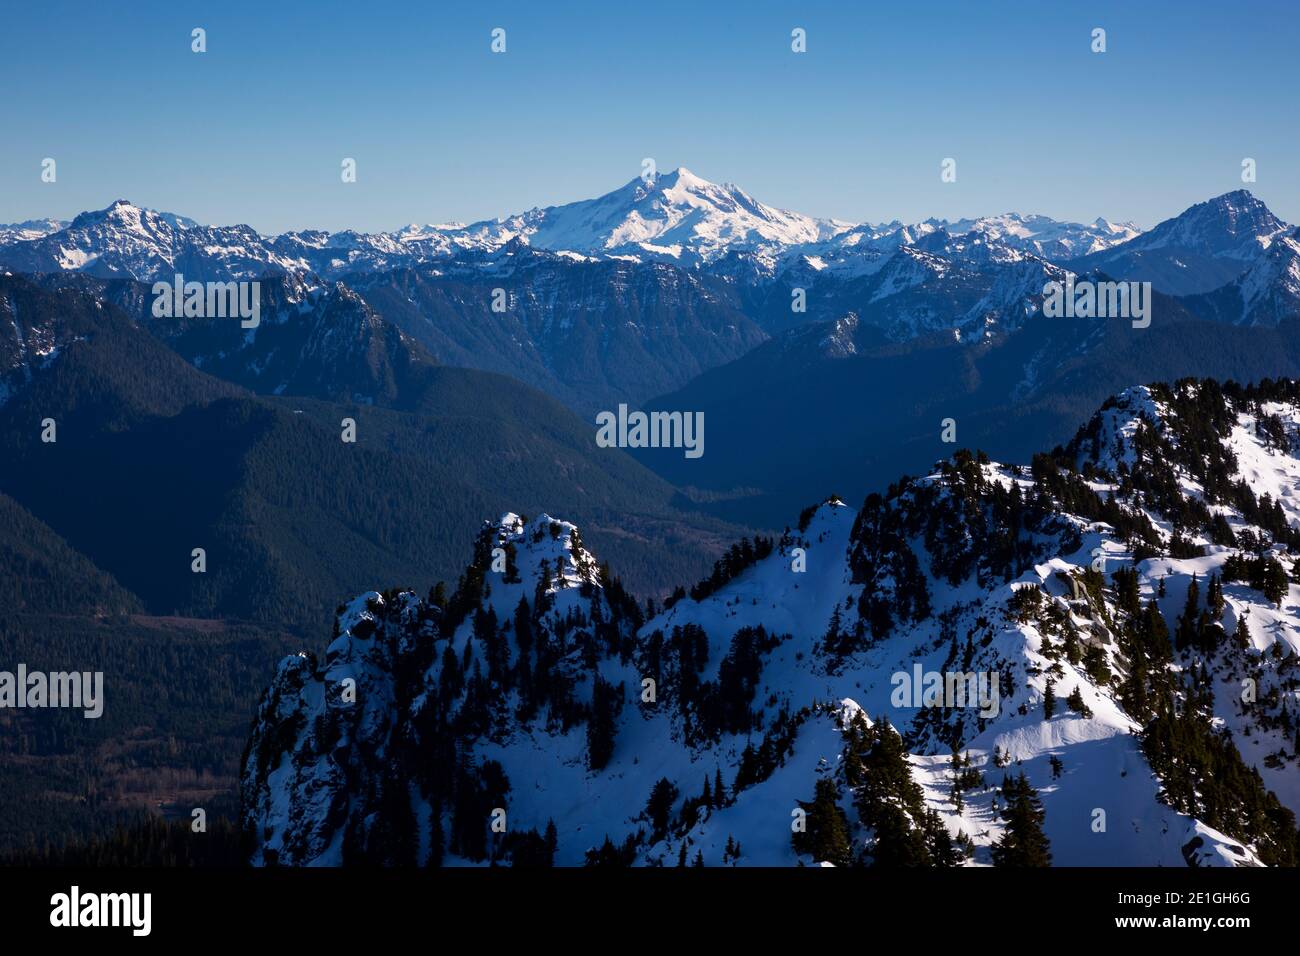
left=2, top=0, right=1297, bottom=233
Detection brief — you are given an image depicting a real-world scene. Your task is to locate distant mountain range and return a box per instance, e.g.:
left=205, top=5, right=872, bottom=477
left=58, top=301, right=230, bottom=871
left=3, top=174, right=1293, bottom=347
left=0, top=167, right=1146, bottom=278
left=5, top=174, right=1300, bottom=527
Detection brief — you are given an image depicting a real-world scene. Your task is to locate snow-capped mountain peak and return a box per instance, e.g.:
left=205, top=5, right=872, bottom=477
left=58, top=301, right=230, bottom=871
left=1136, top=189, right=1288, bottom=258
left=941, top=211, right=1141, bottom=259
left=1066, top=189, right=1292, bottom=296
left=69, top=199, right=199, bottom=234
left=506, top=166, right=853, bottom=265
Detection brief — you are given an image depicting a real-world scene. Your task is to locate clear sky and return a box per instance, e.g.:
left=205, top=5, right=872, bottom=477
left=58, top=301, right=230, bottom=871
left=2, top=0, right=1297, bottom=234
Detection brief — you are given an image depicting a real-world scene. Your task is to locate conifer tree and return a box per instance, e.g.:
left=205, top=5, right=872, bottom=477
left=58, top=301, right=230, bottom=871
left=824, top=605, right=845, bottom=656
left=544, top=819, right=557, bottom=865
left=586, top=675, right=621, bottom=771
left=1083, top=643, right=1111, bottom=686
left=1233, top=615, right=1251, bottom=650
left=792, top=777, right=852, bottom=867
left=1067, top=686, right=1093, bottom=718
left=513, top=597, right=533, bottom=657
left=534, top=564, right=553, bottom=616
left=1176, top=574, right=1201, bottom=650
left=1207, top=574, right=1225, bottom=617
left=645, top=778, right=678, bottom=839
left=991, top=773, right=1052, bottom=867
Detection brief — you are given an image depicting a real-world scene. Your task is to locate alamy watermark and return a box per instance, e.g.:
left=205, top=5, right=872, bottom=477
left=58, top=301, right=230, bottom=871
left=151, top=273, right=260, bottom=328
left=595, top=404, right=704, bottom=459
left=50, top=886, right=150, bottom=936
left=890, top=665, right=1000, bottom=718
left=1042, top=276, right=1151, bottom=329
left=0, top=665, right=103, bottom=718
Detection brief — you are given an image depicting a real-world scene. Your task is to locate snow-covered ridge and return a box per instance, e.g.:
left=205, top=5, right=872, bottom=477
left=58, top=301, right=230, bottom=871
left=242, top=381, right=1300, bottom=868
left=8, top=182, right=1298, bottom=346
left=1124, top=190, right=1288, bottom=260
left=0, top=170, right=1162, bottom=283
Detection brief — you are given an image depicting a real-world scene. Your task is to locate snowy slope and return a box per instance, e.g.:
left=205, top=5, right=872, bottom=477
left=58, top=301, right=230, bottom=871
left=242, top=379, right=1300, bottom=868
left=1182, top=228, right=1300, bottom=328
left=484, top=167, right=853, bottom=267
left=1071, top=190, right=1289, bottom=296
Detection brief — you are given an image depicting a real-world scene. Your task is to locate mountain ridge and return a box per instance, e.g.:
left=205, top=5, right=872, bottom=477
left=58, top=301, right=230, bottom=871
left=241, top=377, right=1300, bottom=867
left=6, top=177, right=1280, bottom=290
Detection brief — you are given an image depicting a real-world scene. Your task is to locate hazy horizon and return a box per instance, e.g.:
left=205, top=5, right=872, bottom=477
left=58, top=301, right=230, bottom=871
left=2, top=169, right=1282, bottom=239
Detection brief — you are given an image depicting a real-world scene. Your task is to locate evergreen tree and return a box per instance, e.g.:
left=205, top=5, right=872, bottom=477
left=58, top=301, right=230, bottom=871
left=584, top=834, right=637, bottom=867
left=792, top=777, right=852, bottom=867
left=1083, top=643, right=1111, bottom=686
left=824, top=604, right=845, bottom=656
left=645, top=778, right=678, bottom=839
left=1233, top=615, right=1252, bottom=650
left=440, top=643, right=463, bottom=700
left=1207, top=573, right=1225, bottom=617
left=1175, top=574, right=1202, bottom=650
left=723, top=834, right=738, bottom=863
left=513, top=596, right=533, bottom=657
left=586, top=674, right=621, bottom=770
left=534, top=564, right=553, bottom=617
left=845, top=713, right=956, bottom=867
left=544, top=819, right=558, bottom=864
left=990, top=773, right=1052, bottom=867
left=1067, top=686, right=1093, bottom=718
